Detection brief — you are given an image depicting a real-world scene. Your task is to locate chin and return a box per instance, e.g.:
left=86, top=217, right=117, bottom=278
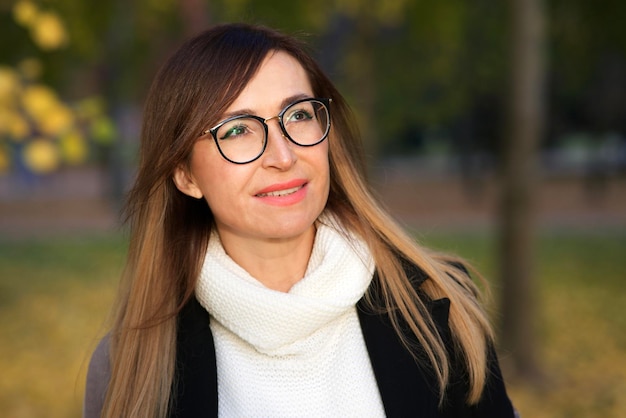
left=262, top=218, right=317, bottom=240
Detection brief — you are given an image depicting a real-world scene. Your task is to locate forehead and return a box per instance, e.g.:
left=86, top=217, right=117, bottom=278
left=226, top=50, right=313, bottom=113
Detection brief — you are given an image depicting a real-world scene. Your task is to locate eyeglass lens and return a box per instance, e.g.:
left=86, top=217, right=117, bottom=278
left=214, top=99, right=329, bottom=164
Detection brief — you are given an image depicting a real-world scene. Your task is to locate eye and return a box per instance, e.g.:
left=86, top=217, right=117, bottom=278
left=286, top=108, right=314, bottom=123
left=219, top=123, right=250, bottom=140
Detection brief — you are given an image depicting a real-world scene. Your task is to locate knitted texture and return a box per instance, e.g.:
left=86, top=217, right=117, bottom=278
left=195, top=220, right=386, bottom=417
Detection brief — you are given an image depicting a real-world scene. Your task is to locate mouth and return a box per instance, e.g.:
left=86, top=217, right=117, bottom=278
left=256, top=184, right=304, bottom=198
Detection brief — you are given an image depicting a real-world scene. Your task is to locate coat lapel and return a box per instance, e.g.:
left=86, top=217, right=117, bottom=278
left=357, top=291, right=451, bottom=418
left=171, top=297, right=218, bottom=418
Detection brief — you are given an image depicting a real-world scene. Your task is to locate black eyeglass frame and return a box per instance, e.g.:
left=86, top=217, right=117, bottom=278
left=201, top=97, right=332, bottom=164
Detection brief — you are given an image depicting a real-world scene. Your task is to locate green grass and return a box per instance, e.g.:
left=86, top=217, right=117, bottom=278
left=0, top=231, right=624, bottom=417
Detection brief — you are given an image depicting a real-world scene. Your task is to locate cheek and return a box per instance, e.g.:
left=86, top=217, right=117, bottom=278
left=197, top=169, right=242, bottom=213
left=201, top=181, right=227, bottom=207
left=188, top=148, right=228, bottom=203
left=191, top=162, right=253, bottom=220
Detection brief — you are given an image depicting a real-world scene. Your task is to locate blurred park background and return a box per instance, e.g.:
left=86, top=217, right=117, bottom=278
left=0, top=0, right=625, bottom=417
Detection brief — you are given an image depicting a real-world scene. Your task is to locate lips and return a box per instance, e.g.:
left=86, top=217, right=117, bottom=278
left=255, top=179, right=308, bottom=197
left=256, top=185, right=303, bottom=197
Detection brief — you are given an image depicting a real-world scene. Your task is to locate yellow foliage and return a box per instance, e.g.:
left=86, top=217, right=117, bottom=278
left=59, top=130, right=87, bottom=165
left=0, top=109, right=29, bottom=140
left=12, top=0, right=39, bottom=26
left=22, top=84, right=58, bottom=116
left=3, top=2, right=107, bottom=174
left=0, top=66, right=20, bottom=105
left=30, top=11, right=68, bottom=50
left=10, top=117, right=30, bottom=140
left=9, top=112, right=30, bottom=140
left=22, top=84, right=74, bottom=136
left=12, top=1, right=68, bottom=51
left=38, top=104, right=74, bottom=136
left=22, top=138, right=60, bottom=173
left=1, top=76, right=113, bottom=172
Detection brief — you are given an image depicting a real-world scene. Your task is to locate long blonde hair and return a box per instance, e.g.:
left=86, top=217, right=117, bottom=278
left=102, top=23, right=493, bottom=418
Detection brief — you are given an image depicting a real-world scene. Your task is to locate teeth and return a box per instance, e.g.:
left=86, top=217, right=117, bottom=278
left=257, top=186, right=301, bottom=197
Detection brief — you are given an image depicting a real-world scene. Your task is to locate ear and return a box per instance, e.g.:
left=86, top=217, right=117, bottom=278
left=173, top=165, right=203, bottom=199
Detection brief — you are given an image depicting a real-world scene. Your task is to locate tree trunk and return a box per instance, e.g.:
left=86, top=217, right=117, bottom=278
left=498, top=0, right=546, bottom=381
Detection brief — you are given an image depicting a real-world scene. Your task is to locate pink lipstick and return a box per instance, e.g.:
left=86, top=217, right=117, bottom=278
left=255, top=179, right=308, bottom=206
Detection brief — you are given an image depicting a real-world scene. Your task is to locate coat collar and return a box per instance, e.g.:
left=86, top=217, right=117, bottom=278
left=354, top=265, right=452, bottom=416
left=356, top=292, right=451, bottom=417
left=171, top=297, right=218, bottom=417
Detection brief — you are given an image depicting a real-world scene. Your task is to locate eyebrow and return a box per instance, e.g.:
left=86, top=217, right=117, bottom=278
left=220, top=93, right=312, bottom=120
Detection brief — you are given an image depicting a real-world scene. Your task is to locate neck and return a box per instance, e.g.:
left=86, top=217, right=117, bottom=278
left=216, top=226, right=316, bottom=292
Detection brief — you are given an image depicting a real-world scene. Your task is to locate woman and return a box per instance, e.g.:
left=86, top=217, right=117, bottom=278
left=85, top=23, right=516, bottom=417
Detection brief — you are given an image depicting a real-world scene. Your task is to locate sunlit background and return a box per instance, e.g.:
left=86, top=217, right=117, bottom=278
left=0, top=0, right=624, bottom=417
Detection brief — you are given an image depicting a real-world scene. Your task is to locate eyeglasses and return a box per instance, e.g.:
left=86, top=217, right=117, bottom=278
left=201, top=97, right=332, bottom=164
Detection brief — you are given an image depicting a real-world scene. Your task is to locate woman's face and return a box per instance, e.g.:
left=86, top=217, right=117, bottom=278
left=174, top=51, right=330, bottom=247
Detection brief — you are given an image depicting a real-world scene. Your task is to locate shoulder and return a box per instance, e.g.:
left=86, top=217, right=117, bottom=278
left=376, top=258, right=517, bottom=417
left=363, top=257, right=452, bottom=333
left=84, top=335, right=111, bottom=418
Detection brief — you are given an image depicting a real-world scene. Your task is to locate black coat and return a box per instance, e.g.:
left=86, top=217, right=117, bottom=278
left=172, top=270, right=516, bottom=418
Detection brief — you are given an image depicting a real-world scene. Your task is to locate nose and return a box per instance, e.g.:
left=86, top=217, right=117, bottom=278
left=261, top=117, right=297, bottom=170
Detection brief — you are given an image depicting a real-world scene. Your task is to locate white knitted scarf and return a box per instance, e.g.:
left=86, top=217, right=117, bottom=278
left=195, top=218, right=386, bottom=417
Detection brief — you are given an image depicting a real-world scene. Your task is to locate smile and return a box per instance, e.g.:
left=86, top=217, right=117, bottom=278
left=256, top=185, right=303, bottom=198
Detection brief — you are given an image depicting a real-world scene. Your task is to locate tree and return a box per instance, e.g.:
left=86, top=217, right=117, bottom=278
left=498, top=0, right=546, bottom=381
left=0, top=0, right=115, bottom=175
